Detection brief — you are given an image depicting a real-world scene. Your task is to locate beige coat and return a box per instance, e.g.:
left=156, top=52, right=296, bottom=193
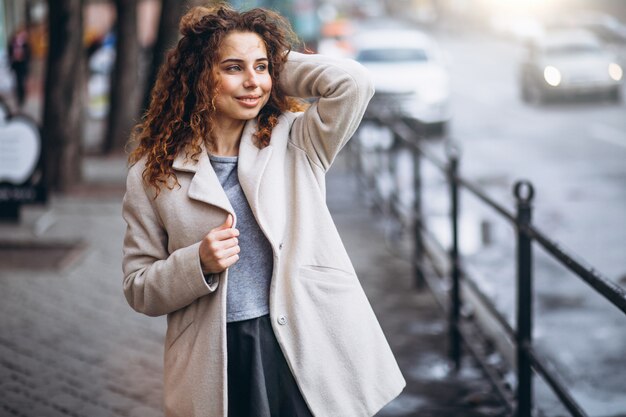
left=122, top=52, right=405, bottom=417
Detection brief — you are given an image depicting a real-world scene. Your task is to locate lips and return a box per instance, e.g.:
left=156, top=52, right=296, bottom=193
left=237, top=95, right=261, bottom=100
left=236, top=95, right=263, bottom=107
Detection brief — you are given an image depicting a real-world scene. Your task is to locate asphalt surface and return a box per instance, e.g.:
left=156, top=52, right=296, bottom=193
left=0, top=151, right=506, bottom=416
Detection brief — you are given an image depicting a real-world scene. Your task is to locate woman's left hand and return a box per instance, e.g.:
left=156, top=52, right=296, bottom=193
left=198, top=214, right=240, bottom=274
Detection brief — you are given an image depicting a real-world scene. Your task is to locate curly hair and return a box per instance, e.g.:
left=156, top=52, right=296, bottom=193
left=128, top=3, right=303, bottom=195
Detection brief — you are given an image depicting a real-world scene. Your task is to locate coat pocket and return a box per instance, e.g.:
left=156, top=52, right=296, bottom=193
left=165, top=300, right=198, bottom=350
left=298, top=265, right=357, bottom=288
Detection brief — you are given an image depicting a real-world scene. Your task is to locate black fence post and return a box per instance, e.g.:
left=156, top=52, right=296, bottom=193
left=412, top=145, right=425, bottom=289
left=514, top=180, right=535, bottom=417
left=447, top=146, right=462, bottom=371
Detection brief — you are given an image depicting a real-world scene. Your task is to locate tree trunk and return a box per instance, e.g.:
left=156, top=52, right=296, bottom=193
left=103, top=0, right=140, bottom=154
left=42, top=0, right=84, bottom=192
left=141, top=0, right=184, bottom=113
left=24, top=0, right=32, bottom=28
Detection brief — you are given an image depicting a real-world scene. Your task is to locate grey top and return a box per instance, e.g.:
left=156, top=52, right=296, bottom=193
left=209, top=154, right=273, bottom=322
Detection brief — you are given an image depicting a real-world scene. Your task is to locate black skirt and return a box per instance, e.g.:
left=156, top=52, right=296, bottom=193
left=227, top=315, right=314, bottom=417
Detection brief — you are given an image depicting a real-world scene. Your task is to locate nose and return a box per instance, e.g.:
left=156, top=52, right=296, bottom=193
left=243, top=69, right=258, bottom=88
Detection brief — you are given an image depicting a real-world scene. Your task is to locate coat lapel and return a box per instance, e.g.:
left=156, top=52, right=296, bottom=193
left=238, top=119, right=284, bottom=247
left=238, top=119, right=271, bottom=204
left=172, top=145, right=235, bottom=217
left=171, top=119, right=285, bottom=245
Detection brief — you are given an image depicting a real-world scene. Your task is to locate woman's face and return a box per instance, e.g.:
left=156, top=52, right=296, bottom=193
left=214, top=31, right=272, bottom=128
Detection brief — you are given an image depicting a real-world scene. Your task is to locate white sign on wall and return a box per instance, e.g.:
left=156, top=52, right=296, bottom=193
left=0, top=111, right=41, bottom=184
left=0, top=101, right=45, bottom=206
left=0, top=114, right=41, bottom=185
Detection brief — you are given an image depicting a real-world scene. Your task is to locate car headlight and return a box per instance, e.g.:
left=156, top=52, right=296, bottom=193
left=543, top=66, right=561, bottom=87
left=609, top=63, right=623, bottom=81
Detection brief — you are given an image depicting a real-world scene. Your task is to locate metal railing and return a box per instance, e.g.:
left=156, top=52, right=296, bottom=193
left=351, top=115, right=626, bottom=417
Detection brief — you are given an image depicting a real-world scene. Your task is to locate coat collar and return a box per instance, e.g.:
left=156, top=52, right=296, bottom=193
left=170, top=119, right=274, bottom=232
left=172, top=143, right=234, bottom=216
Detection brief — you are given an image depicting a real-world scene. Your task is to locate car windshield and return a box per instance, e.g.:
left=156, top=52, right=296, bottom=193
left=356, top=48, right=428, bottom=63
left=544, top=43, right=603, bottom=56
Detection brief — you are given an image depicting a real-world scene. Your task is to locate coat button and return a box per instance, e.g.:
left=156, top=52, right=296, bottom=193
left=277, top=315, right=287, bottom=325
left=278, top=242, right=283, bottom=250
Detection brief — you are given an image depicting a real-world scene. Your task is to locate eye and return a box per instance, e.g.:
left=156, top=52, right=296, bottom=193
left=225, top=65, right=242, bottom=72
left=256, top=63, right=268, bottom=71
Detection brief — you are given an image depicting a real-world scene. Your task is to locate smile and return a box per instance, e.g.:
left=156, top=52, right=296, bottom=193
left=236, top=95, right=263, bottom=107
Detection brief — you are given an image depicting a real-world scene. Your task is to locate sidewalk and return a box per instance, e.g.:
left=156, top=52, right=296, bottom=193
left=0, top=153, right=505, bottom=416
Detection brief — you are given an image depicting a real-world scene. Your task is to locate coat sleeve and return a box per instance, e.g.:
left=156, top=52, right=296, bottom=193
left=121, top=165, right=217, bottom=317
left=280, top=51, right=375, bottom=171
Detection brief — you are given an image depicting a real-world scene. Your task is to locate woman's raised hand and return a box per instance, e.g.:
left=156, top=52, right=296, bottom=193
left=199, top=214, right=240, bottom=274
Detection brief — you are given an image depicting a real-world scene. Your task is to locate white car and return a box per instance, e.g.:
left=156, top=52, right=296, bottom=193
left=352, top=28, right=451, bottom=135
left=520, top=29, right=623, bottom=103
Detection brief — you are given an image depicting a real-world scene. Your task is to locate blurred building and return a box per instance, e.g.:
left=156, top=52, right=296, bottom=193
left=437, top=0, right=626, bottom=27
left=83, top=0, right=160, bottom=49
left=230, top=0, right=320, bottom=46
left=0, top=0, right=160, bottom=59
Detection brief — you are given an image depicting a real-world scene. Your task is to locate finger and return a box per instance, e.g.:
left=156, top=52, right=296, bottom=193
left=216, top=214, right=234, bottom=230
left=221, top=253, right=240, bottom=269
left=218, top=244, right=240, bottom=260
left=211, top=227, right=239, bottom=241
left=222, top=237, right=239, bottom=248
left=208, top=237, right=238, bottom=253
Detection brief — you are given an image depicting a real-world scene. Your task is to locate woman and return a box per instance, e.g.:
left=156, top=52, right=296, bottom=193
left=8, top=26, right=30, bottom=107
left=122, top=4, right=405, bottom=417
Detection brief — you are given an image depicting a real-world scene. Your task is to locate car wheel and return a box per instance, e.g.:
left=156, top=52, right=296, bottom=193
left=609, top=87, right=622, bottom=103
left=403, top=119, right=447, bottom=138
left=528, top=82, right=545, bottom=104
left=521, top=76, right=544, bottom=105
left=521, top=85, right=531, bottom=103
left=427, top=121, right=448, bottom=137
left=520, top=77, right=531, bottom=103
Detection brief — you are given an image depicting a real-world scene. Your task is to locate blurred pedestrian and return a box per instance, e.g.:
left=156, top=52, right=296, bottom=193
left=7, top=26, right=30, bottom=107
left=122, top=4, right=404, bottom=417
